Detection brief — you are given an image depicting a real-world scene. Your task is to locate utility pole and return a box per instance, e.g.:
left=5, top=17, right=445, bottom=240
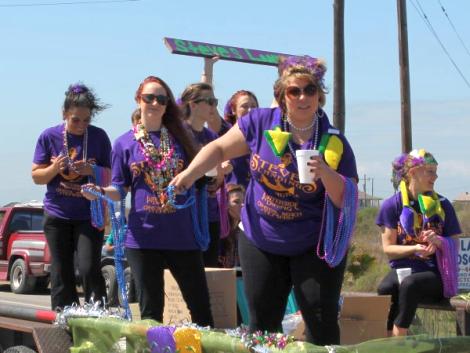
left=333, top=0, right=345, bottom=134
left=397, top=0, right=412, bottom=152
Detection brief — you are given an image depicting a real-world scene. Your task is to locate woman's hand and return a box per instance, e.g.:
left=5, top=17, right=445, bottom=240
left=421, top=229, right=443, bottom=248
left=50, top=154, right=68, bottom=174
left=415, top=243, right=437, bottom=258
left=170, top=169, right=198, bottom=194
left=307, top=155, right=332, bottom=181
left=221, top=161, right=233, bottom=175
left=81, top=183, right=102, bottom=200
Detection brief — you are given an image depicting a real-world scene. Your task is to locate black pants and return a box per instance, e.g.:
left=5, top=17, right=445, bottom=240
left=203, top=221, right=220, bottom=267
left=377, top=269, right=443, bottom=330
left=238, top=232, right=347, bottom=345
left=126, top=248, right=214, bottom=327
left=43, top=213, right=106, bottom=310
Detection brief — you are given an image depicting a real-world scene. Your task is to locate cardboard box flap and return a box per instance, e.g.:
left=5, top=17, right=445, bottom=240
left=340, top=295, right=391, bottom=321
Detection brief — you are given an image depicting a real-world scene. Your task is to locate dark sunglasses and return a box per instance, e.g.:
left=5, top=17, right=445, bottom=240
left=141, top=94, right=169, bottom=105
left=285, top=84, right=318, bottom=99
left=195, top=97, right=218, bottom=107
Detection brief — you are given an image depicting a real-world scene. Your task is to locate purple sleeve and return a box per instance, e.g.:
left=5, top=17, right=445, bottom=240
left=32, top=130, right=51, bottom=165
left=111, top=137, right=132, bottom=188
left=237, top=108, right=265, bottom=152
left=376, top=194, right=399, bottom=229
left=442, top=198, right=462, bottom=237
left=337, top=135, right=358, bottom=180
left=96, top=128, right=112, bottom=168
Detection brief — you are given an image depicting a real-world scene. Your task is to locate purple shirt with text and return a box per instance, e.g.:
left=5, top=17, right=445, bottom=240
left=237, top=107, right=358, bottom=256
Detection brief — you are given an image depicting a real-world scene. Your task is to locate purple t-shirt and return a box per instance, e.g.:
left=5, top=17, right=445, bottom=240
left=376, top=192, right=461, bottom=272
left=190, top=126, right=220, bottom=222
left=112, top=129, right=199, bottom=250
left=238, top=107, right=358, bottom=256
left=33, top=124, right=111, bottom=220
left=225, top=156, right=251, bottom=189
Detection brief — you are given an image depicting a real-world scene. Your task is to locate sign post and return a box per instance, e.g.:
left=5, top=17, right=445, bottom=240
left=164, top=37, right=300, bottom=67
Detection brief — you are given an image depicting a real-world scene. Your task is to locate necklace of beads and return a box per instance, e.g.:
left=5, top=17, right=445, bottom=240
left=283, top=112, right=320, bottom=160
left=286, top=115, right=316, bottom=132
left=63, top=123, right=88, bottom=173
left=133, top=123, right=178, bottom=206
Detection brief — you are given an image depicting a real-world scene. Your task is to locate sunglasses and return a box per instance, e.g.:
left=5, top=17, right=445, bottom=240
left=195, top=97, right=218, bottom=107
left=141, top=94, right=169, bottom=105
left=70, top=116, right=91, bottom=124
left=285, top=84, right=318, bottom=99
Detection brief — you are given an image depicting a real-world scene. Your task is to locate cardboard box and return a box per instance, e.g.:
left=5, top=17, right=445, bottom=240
left=282, top=294, right=391, bottom=344
left=163, top=268, right=237, bottom=328
left=339, top=294, right=391, bottom=345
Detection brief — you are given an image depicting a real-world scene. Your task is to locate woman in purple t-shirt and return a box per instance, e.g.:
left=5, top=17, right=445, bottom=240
left=171, top=57, right=358, bottom=345
left=223, top=90, right=259, bottom=189
left=32, top=83, right=110, bottom=310
left=376, top=149, right=461, bottom=336
left=83, top=76, right=213, bottom=326
left=180, top=82, right=226, bottom=267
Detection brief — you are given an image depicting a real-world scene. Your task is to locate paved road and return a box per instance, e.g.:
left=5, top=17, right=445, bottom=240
left=0, top=280, right=51, bottom=310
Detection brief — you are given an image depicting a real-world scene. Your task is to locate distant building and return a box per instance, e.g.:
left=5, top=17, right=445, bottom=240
left=358, top=191, right=382, bottom=209
left=454, top=192, right=470, bottom=206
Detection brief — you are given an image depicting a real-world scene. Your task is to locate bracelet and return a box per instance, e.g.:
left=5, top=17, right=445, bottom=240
left=99, top=186, right=105, bottom=195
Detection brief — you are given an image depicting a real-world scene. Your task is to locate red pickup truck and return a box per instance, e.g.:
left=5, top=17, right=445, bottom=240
left=0, top=202, right=50, bottom=294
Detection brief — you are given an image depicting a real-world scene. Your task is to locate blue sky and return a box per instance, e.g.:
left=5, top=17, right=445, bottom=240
left=0, top=0, right=469, bottom=205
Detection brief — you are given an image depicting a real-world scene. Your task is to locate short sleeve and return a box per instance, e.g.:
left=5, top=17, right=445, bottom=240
left=336, top=136, right=358, bottom=180
left=111, top=137, right=132, bottom=188
left=442, top=198, right=462, bottom=237
left=97, top=128, right=112, bottom=168
left=376, top=194, right=400, bottom=230
left=237, top=108, right=272, bottom=153
left=32, top=130, right=51, bottom=165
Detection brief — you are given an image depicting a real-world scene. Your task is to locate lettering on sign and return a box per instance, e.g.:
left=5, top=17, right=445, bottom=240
left=458, top=237, right=470, bottom=290
left=164, top=37, right=304, bottom=66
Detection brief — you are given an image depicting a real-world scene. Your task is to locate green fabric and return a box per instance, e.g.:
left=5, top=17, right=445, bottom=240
left=67, top=318, right=470, bottom=353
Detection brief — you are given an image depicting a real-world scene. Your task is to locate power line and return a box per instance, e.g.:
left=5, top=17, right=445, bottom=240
left=0, top=0, right=139, bottom=7
left=437, top=0, right=470, bottom=59
left=409, top=0, right=470, bottom=89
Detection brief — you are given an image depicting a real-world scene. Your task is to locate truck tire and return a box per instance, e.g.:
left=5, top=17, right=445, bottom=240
left=4, top=345, right=37, bottom=353
left=118, top=267, right=136, bottom=306
left=101, top=264, right=118, bottom=306
left=10, top=259, right=36, bottom=294
left=35, top=276, right=50, bottom=293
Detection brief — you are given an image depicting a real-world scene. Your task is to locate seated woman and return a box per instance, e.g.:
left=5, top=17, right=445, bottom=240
left=376, top=149, right=460, bottom=336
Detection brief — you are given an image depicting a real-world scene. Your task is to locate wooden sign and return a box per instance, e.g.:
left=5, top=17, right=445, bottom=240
left=164, top=37, right=299, bottom=67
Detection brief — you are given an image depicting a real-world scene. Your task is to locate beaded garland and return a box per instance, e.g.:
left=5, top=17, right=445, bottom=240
left=82, top=184, right=132, bottom=320
left=317, top=176, right=359, bottom=267
left=62, top=122, right=88, bottom=174
left=133, top=123, right=179, bottom=207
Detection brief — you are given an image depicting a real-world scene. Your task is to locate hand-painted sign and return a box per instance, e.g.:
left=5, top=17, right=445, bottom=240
left=458, top=237, right=470, bottom=291
left=163, top=37, right=300, bottom=67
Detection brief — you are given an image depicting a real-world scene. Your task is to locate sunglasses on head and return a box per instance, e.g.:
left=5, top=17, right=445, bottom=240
left=195, top=97, right=218, bottom=107
left=285, top=84, right=318, bottom=99
left=141, top=94, right=169, bottom=105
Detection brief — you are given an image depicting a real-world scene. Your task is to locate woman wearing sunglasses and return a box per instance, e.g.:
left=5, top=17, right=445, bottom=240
left=32, top=83, right=110, bottom=310
left=171, top=56, right=358, bottom=345
left=180, top=82, right=226, bottom=267
left=376, top=149, right=460, bottom=336
left=82, top=76, right=213, bottom=326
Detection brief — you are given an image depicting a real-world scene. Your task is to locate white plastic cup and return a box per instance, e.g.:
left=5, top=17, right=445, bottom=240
left=295, top=149, right=319, bottom=184
left=396, top=268, right=412, bottom=284
left=205, top=167, right=218, bottom=177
